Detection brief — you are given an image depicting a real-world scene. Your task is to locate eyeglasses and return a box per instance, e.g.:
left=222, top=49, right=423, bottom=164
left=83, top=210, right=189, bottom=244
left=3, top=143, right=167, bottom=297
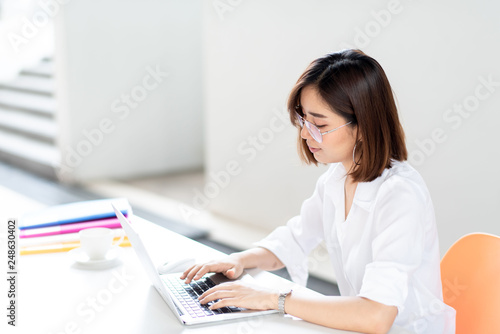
left=295, top=112, right=352, bottom=143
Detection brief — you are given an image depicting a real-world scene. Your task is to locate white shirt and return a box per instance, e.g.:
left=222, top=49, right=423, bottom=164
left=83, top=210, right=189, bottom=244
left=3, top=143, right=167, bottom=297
left=255, top=161, right=456, bottom=333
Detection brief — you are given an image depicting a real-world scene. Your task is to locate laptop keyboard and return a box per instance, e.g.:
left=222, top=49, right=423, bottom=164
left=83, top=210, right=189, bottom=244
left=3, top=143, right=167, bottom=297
left=163, top=275, right=243, bottom=318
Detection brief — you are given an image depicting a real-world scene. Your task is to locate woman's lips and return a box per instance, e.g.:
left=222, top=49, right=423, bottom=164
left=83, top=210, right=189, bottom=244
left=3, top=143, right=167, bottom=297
left=308, top=146, right=320, bottom=153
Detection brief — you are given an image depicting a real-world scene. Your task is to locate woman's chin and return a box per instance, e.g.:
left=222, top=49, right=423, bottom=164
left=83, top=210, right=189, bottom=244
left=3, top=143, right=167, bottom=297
left=313, top=154, right=327, bottom=164
left=313, top=153, right=340, bottom=165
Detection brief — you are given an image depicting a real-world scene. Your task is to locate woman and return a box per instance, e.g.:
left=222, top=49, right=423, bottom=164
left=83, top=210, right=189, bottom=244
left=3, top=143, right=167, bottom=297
left=181, top=49, right=456, bottom=334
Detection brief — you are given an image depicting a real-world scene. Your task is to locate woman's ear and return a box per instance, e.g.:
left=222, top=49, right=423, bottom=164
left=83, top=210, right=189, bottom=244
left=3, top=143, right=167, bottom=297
left=352, top=124, right=361, bottom=141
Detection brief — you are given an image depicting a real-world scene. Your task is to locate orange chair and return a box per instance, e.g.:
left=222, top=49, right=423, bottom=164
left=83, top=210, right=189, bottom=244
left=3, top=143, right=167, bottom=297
left=440, top=233, right=500, bottom=334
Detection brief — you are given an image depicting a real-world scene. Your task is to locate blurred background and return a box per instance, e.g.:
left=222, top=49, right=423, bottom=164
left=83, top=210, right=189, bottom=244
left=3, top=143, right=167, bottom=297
left=0, top=0, right=499, bottom=286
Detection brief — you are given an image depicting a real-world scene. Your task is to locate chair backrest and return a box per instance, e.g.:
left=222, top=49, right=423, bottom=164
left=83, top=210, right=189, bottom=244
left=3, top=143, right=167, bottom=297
left=440, top=233, right=500, bottom=334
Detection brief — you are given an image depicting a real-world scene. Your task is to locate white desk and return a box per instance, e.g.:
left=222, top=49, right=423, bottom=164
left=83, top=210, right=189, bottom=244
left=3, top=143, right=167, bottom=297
left=10, top=216, right=408, bottom=334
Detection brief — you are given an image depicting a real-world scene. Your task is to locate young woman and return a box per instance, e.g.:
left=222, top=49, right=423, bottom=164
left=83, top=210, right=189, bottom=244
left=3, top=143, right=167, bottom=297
left=181, top=49, right=456, bottom=334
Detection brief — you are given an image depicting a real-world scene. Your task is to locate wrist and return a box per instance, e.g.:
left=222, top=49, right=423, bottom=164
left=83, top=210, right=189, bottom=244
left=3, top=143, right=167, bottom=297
left=278, top=289, right=293, bottom=315
left=230, top=249, right=256, bottom=269
left=229, top=252, right=245, bottom=268
left=269, top=290, right=281, bottom=310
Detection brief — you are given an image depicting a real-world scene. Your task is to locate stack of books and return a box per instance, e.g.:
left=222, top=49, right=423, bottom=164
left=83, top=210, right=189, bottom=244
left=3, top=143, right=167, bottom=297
left=19, top=198, right=132, bottom=255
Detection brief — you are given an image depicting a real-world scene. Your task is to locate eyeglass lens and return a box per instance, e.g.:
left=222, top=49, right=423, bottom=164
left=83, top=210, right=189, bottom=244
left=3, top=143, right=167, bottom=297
left=305, top=122, right=322, bottom=142
left=296, top=112, right=323, bottom=143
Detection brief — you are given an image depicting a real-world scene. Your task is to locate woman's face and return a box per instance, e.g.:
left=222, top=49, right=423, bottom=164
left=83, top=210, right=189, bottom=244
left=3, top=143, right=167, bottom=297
left=299, top=86, right=357, bottom=168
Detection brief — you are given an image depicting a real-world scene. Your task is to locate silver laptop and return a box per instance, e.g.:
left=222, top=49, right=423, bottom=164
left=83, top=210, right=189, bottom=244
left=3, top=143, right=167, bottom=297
left=111, top=204, right=277, bottom=325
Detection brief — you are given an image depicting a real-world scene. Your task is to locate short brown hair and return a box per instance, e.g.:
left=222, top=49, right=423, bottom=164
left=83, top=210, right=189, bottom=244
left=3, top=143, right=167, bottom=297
left=288, top=49, right=407, bottom=182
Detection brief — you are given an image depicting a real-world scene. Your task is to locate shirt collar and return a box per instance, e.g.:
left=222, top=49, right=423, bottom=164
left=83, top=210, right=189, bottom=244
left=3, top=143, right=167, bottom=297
left=353, top=178, right=384, bottom=212
left=324, top=162, right=394, bottom=212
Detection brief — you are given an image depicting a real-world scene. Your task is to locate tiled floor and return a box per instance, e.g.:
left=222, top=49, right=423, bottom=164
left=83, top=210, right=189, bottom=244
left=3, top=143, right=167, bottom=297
left=0, top=161, right=339, bottom=296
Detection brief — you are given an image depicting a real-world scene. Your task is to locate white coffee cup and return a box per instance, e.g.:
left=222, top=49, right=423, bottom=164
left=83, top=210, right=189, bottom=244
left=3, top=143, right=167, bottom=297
left=79, top=228, right=124, bottom=260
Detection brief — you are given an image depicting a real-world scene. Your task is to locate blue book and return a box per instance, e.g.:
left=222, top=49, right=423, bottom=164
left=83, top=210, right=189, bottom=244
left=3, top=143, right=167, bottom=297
left=20, top=198, right=132, bottom=230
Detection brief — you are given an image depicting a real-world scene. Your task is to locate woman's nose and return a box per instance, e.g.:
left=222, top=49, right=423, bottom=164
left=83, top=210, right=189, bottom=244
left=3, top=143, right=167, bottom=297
left=300, top=125, right=311, bottom=140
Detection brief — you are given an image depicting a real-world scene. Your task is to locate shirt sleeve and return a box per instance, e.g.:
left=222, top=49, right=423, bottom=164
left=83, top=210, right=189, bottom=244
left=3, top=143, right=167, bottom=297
left=358, top=176, right=428, bottom=313
left=254, top=168, right=330, bottom=286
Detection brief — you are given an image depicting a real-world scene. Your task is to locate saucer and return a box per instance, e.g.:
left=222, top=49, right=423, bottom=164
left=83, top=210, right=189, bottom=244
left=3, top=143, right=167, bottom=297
left=69, top=246, right=123, bottom=270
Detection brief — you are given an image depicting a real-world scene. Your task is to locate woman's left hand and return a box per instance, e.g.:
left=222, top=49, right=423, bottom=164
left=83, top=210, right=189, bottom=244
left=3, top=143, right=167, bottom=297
left=198, top=281, right=279, bottom=311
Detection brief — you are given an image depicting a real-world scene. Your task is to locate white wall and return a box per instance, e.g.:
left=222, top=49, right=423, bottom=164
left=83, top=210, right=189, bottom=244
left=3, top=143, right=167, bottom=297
left=54, top=0, right=203, bottom=182
left=201, top=0, right=500, bottom=256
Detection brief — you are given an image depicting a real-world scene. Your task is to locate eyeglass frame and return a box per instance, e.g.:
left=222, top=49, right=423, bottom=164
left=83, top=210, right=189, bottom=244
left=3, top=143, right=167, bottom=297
left=295, top=111, right=352, bottom=143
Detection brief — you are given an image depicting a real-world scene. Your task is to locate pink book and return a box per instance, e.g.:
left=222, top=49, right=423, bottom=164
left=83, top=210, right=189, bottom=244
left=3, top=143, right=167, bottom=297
left=19, top=216, right=124, bottom=238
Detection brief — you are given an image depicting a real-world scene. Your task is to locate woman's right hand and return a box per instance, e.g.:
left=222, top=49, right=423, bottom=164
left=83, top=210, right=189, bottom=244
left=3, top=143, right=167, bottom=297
left=180, top=254, right=244, bottom=284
